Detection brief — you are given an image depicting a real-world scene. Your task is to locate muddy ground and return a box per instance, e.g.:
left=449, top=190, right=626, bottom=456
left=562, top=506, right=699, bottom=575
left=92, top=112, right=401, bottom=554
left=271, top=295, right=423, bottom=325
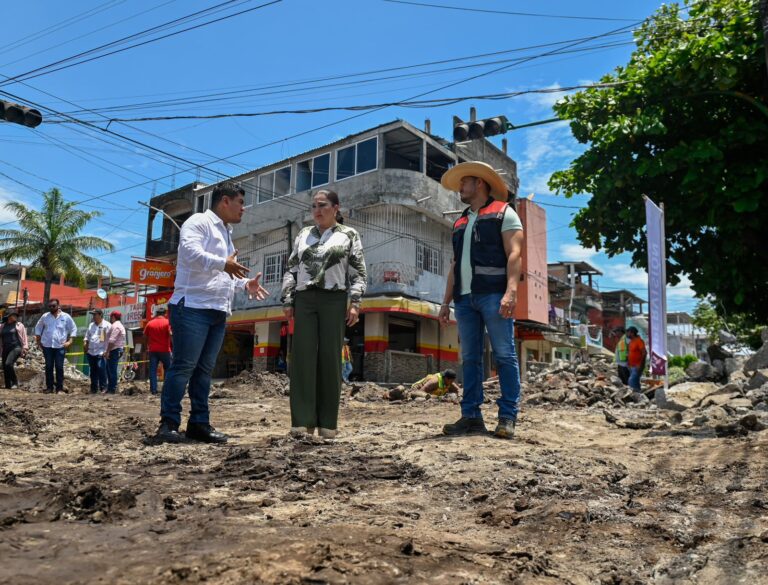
left=1, top=379, right=767, bottom=585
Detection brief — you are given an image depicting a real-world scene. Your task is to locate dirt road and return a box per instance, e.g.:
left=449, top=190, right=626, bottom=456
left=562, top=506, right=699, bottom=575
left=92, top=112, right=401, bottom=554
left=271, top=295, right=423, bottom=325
left=1, top=382, right=766, bottom=584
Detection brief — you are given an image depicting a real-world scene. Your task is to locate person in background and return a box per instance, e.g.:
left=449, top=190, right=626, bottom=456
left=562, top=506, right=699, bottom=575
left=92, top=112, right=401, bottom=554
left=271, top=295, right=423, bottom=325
left=341, top=338, right=353, bottom=384
left=626, top=326, right=647, bottom=392
left=105, top=310, right=126, bottom=394
left=144, top=306, right=172, bottom=396
left=410, top=369, right=460, bottom=397
left=34, top=298, right=77, bottom=394
left=0, top=311, right=28, bottom=389
left=613, top=327, right=630, bottom=385
left=281, top=189, right=367, bottom=440
left=84, top=309, right=110, bottom=394
left=275, top=349, right=287, bottom=374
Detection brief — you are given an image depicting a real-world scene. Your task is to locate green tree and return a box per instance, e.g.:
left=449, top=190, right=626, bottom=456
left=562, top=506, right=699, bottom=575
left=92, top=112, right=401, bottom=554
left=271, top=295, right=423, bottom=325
left=0, top=189, right=114, bottom=306
left=549, top=0, right=768, bottom=320
left=692, top=300, right=763, bottom=349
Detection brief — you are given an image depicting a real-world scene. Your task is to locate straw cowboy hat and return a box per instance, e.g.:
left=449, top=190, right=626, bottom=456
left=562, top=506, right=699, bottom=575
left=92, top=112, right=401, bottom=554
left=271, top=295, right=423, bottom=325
left=441, top=161, right=509, bottom=201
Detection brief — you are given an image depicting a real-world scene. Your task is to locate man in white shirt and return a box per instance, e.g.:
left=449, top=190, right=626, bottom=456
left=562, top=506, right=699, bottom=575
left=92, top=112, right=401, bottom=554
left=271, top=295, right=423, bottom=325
left=105, top=310, right=126, bottom=394
left=155, top=183, right=268, bottom=444
left=84, top=309, right=111, bottom=394
left=34, top=298, right=77, bottom=394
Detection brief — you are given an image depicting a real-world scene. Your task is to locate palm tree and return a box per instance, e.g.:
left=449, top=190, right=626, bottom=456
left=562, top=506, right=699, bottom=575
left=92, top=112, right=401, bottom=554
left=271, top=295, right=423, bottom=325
left=0, top=188, right=115, bottom=306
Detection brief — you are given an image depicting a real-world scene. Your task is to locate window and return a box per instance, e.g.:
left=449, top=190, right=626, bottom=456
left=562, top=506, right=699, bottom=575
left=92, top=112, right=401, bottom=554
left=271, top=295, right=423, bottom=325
left=258, top=173, right=273, bottom=203
left=151, top=212, right=164, bottom=241
left=241, top=178, right=257, bottom=207
left=297, top=153, right=330, bottom=191
left=195, top=194, right=207, bottom=213
left=238, top=255, right=251, bottom=268
left=416, top=242, right=442, bottom=275
left=263, top=251, right=288, bottom=284
left=335, top=137, right=377, bottom=181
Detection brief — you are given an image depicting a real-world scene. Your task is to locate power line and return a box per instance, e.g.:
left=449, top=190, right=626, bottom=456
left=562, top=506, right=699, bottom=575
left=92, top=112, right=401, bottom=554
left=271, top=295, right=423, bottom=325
left=45, top=82, right=628, bottom=123
left=0, top=0, right=129, bottom=58
left=382, top=0, right=639, bottom=22
left=0, top=1, right=180, bottom=69
left=0, top=0, right=283, bottom=87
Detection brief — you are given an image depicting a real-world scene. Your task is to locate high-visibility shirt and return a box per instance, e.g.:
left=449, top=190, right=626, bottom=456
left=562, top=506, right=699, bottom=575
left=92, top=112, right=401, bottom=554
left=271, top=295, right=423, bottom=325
left=411, top=373, right=450, bottom=396
left=615, top=335, right=628, bottom=364
left=341, top=345, right=351, bottom=363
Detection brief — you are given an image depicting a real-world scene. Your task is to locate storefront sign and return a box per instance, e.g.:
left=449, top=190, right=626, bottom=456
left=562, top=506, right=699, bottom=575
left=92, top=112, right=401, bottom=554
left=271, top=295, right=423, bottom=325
left=130, top=260, right=175, bottom=287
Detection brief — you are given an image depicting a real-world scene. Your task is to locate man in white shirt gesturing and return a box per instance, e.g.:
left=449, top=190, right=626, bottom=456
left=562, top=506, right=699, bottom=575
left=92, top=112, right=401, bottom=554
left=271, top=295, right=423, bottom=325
left=154, top=183, right=268, bottom=444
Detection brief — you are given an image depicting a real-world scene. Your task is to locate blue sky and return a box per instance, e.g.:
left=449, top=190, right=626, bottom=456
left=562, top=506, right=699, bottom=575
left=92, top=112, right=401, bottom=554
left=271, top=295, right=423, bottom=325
left=0, top=0, right=697, bottom=312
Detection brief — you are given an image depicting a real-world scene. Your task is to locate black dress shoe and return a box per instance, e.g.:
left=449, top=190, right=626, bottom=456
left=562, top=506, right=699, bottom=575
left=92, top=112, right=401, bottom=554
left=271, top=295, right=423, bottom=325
left=154, top=418, right=181, bottom=443
left=185, top=423, right=228, bottom=444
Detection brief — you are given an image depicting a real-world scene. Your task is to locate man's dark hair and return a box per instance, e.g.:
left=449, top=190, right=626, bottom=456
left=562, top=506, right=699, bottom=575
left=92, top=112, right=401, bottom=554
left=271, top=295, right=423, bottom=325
left=155, top=307, right=167, bottom=315
left=210, top=182, right=243, bottom=208
left=6, top=310, right=18, bottom=318
left=49, top=298, right=60, bottom=305
left=442, top=368, right=457, bottom=379
left=92, top=309, right=103, bottom=316
left=614, top=326, right=625, bottom=334
left=627, top=326, right=638, bottom=335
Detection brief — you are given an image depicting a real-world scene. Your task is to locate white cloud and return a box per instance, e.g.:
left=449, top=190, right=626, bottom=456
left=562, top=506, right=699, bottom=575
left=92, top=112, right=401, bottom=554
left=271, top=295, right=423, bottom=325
left=608, top=263, right=648, bottom=287
left=0, top=185, right=31, bottom=224
left=558, top=243, right=601, bottom=268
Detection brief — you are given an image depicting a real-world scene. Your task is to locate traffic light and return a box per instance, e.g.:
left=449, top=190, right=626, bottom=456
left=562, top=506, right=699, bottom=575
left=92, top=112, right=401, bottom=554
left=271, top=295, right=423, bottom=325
left=453, top=115, right=511, bottom=142
left=1, top=100, right=43, bottom=128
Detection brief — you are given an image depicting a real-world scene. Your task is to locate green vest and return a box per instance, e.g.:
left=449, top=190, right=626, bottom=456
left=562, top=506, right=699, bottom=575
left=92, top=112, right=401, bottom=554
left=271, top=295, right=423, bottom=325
left=616, top=335, right=628, bottom=362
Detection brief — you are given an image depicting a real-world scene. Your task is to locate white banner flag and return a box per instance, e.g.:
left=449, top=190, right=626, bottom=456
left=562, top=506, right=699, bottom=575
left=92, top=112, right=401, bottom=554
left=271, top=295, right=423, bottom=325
left=644, top=196, right=667, bottom=376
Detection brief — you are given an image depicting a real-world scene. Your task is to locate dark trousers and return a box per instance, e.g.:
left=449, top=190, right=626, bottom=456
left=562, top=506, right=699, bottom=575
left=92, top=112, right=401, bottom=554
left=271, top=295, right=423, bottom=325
left=148, top=351, right=172, bottom=395
left=160, top=300, right=227, bottom=426
left=106, top=348, right=124, bottom=394
left=2, top=347, right=22, bottom=388
left=289, top=289, right=347, bottom=430
left=617, top=365, right=630, bottom=385
left=42, top=347, right=66, bottom=392
left=87, top=354, right=107, bottom=393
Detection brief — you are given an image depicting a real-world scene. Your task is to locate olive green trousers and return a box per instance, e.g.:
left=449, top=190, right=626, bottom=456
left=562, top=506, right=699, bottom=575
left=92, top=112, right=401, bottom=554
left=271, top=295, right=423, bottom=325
left=289, top=289, right=347, bottom=430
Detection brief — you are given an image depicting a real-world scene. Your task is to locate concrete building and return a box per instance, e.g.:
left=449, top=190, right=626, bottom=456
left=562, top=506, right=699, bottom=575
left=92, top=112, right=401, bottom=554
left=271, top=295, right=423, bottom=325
left=145, top=118, right=551, bottom=382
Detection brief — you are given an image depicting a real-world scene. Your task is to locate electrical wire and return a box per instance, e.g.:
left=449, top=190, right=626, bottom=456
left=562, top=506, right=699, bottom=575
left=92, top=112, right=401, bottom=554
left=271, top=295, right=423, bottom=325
left=382, top=0, right=639, bottom=22
left=0, top=0, right=283, bottom=87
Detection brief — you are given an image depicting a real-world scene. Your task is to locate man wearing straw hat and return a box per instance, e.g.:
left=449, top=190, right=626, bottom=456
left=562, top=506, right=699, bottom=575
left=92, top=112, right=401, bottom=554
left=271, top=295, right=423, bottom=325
left=438, top=161, right=524, bottom=439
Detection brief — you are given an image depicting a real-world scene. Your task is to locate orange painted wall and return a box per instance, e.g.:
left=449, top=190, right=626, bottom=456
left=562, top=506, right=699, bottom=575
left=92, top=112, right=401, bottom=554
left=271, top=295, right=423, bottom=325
left=514, top=199, right=548, bottom=324
left=16, top=280, right=134, bottom=310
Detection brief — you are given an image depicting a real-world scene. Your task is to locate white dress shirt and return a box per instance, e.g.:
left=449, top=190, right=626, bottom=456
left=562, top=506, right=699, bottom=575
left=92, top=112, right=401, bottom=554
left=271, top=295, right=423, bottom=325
left=34, top=311, right=77, bottom=349
left=169, top=209, right=248, bottom=314
left=85, top=321, right=111, bottom=356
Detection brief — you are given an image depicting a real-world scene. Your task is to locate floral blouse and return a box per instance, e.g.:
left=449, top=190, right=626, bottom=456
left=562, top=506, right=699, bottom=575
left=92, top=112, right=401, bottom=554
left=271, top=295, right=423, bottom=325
left=281, top=224, right=367, bottom=307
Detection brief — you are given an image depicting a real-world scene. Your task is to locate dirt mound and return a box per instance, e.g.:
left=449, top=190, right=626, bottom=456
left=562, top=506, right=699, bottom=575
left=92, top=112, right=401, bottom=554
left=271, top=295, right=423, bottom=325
left=0, top=402, right=38, bottom=434
left=228, top=369, right=289, bottom=397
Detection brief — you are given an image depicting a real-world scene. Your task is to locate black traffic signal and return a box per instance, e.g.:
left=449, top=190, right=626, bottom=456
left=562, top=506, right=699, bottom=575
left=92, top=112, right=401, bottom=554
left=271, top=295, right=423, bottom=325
left=453, top=115, right=511, bottom=142
left=1, top=100, right=43, bottom=128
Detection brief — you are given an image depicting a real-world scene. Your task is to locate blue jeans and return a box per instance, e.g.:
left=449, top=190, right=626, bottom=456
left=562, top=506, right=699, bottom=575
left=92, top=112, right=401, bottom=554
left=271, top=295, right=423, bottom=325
left=106, top=348, right=123, bottom=393
left=149, top=352, right=172, bottom=395
left=454, top=293, right=522, bottom=421
left=87, top=353, right=107, bottom=393
left=628, top=366, right=642, bottom=391
left=342, top=361, right=353, bottom=383
left=160, top=300, right=227, bottom=426
left=42, top=347, right=66, bottom=391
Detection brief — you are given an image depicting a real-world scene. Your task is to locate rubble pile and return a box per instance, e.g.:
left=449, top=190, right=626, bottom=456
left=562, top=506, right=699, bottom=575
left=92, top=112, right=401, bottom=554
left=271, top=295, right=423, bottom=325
left=347, top=381, right=459, bottom=404
left=518, top=328, right=768, bottom=437
left=523, top=356, right=642, bottom=409
left=14, top=345, right=89, bottom=385
left=228, top=369, right=290, bottom=397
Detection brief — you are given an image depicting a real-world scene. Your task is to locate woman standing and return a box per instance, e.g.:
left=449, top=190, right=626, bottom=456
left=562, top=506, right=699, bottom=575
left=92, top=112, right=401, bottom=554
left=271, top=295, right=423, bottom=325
left=281, top=189, right=367, bottom=438
left=0, top=311, right=28, bottom=389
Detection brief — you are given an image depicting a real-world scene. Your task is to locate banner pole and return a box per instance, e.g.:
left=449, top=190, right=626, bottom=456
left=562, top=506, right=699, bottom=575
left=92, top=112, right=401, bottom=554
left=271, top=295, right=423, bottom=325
left=660, top=202, right=669, bottom=392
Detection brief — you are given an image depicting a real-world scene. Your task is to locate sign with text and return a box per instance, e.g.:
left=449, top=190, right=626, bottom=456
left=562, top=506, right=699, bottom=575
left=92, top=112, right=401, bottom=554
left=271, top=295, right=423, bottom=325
left=130, top=260, right=175, bottom=287
left=645, top=196, right=668, bottom=376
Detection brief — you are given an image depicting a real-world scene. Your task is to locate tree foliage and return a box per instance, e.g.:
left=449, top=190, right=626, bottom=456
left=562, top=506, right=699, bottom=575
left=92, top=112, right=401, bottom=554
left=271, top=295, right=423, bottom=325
left=549, top=0, right=768, bottom=320
left=691, top=300, right=763, bottom=349
left=0, top=189, right=114, bottom=305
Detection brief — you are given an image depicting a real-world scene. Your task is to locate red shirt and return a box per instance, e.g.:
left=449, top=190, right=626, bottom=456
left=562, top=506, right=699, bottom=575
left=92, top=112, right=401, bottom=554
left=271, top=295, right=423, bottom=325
left=144, top=316, right=172, bottom=353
